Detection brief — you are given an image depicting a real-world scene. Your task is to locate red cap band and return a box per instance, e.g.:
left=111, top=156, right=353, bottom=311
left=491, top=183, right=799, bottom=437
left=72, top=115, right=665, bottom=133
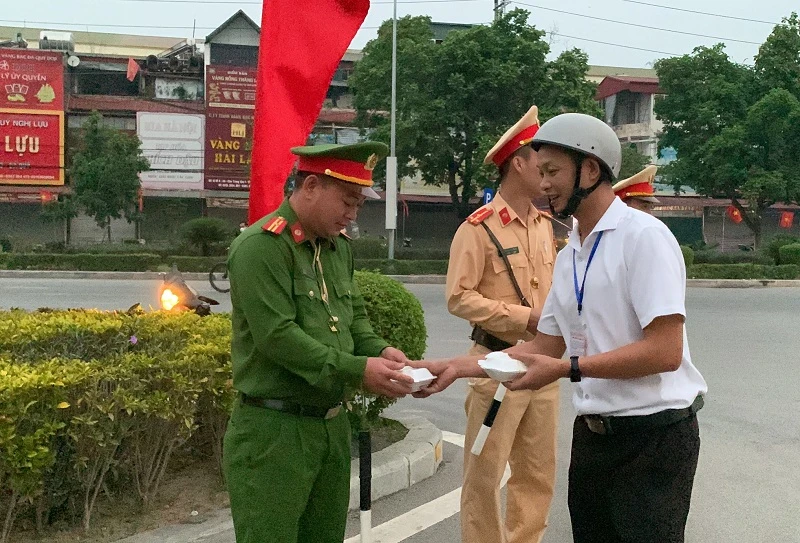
left=296, top=156, right=373, bottom=186
left=493, top=124, right=539, bottom=167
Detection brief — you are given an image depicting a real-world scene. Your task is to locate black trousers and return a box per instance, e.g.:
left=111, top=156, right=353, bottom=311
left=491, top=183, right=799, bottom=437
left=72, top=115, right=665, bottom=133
left=568, top=414, right=701, bottom=543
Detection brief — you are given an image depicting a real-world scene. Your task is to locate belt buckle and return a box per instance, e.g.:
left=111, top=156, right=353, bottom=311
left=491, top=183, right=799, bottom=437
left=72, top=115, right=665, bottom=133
left=585, top=416, right=609, bottom=435
left=325, top=405, right=342, bottom=420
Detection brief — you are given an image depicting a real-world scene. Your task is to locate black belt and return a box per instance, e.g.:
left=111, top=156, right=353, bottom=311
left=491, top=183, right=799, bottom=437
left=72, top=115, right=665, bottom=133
left=581, top=395, right=704, bottom=436
left=471, top=326, right=513, bottom=351
left=241, top=394, right=343, bottom=420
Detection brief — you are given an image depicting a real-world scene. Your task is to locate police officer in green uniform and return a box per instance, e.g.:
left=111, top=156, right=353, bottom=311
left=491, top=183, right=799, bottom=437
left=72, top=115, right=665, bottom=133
left=223, top=141, right=414, bottom=543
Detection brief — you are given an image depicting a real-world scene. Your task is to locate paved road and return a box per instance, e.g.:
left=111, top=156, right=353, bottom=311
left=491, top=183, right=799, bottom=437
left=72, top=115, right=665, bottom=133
left=1, top=279, right=799, bottom=542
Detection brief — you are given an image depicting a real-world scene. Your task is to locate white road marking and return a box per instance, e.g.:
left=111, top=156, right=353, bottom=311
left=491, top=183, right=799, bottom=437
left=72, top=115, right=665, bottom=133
left=345, top=431, right=511, bottom=543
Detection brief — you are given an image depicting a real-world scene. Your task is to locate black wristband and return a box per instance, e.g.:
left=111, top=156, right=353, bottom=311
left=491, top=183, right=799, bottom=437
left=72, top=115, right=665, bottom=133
left=570, top=356, right=582, bottom=382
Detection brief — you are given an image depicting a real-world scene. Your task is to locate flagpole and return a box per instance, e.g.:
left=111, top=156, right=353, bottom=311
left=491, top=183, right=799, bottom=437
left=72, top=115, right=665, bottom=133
left=385, top=0, right=398, bottom=260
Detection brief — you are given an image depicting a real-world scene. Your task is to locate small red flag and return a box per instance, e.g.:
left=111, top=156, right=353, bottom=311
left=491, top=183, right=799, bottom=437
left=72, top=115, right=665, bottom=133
left=126, top=58, right=140, bottom=82
left=247, top=0, right=370, bottom=224
left=726, top=205, right=743, bottom=224
left=779, top=211, right=794, bottom=229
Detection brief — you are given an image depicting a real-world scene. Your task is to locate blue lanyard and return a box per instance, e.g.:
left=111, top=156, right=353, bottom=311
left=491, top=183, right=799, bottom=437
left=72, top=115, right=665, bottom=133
left=572, top=231, right=603, bottom=316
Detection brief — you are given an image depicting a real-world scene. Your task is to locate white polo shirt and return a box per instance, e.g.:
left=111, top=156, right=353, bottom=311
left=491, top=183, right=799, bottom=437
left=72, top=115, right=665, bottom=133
left=538, top=197, right=707, bottom=417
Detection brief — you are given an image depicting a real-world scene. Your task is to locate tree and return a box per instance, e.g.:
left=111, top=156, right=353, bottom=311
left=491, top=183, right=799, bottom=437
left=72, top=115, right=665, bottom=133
left=40, top=196, right=79, bottom=245
left=69, top=112, right=149, bottom=242
left=618, top=145, right=651, bottom=180
left=350, top=10, right=600, bottom=218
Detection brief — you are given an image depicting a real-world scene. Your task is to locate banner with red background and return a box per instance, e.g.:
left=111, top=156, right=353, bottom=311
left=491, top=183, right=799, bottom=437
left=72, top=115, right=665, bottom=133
left=0, top=49, right=64, bottom=185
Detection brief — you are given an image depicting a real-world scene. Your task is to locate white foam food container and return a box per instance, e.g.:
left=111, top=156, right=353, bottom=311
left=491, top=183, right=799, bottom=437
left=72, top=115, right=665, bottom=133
left=477, top=351, right=527, bottom=382
left=401, top=366, right=435, bottom=392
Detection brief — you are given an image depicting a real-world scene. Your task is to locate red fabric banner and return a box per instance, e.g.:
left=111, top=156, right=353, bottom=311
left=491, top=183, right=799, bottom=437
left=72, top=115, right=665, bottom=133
left=247, top=0, right=370, bottom=224
left=726, top=205, right=743, bottom=224
left=779, top=211, right=794, bottom=229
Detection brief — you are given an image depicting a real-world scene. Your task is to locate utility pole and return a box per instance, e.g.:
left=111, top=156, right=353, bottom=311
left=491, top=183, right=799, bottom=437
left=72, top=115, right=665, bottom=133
left=493, top=0, right=508, bottom=21
left=386, top=0, right=398, bottom=260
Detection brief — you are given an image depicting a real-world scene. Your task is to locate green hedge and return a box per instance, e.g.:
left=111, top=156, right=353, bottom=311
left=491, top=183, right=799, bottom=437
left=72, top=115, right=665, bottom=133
left=0, top=272, right=426, bottom=541
left=350, top=237, right=450, bottom=261
left=765, top=234, right=800, bottom=264
left=355, top=259, right=448, bottom=275
left=687, top=264, right=800, bottom=280
left=0, top=253, right=163, bottom=271
left=693, top=249, right=774, bottom=265
left=680, top=246, right=695, bottom=267
left=777, top=243, right=800, bottom=266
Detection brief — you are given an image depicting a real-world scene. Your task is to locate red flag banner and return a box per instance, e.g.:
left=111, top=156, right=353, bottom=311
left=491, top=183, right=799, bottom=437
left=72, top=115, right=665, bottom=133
left=779, top=211, right=794, bottom=229
left=248, top=0, right=370, bottom=224
left=726, top=205, right=743, bottom=224
left=126, top=58, right=140, bottom=82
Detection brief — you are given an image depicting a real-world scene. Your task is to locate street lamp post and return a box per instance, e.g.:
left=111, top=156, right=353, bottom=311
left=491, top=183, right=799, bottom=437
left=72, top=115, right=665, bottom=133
left=385, top=0, right=398, bottom=260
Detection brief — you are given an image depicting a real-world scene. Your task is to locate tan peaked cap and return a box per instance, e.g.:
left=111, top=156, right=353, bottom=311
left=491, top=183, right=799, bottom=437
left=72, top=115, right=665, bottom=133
left=484, top=105, right=540, bottom=166
left=613, top=164, right=659, bottom=203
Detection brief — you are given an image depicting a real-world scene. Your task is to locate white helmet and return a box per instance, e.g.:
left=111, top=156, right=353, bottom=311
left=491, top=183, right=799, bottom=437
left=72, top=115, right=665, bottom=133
left=531, top=113, right=622, bottom=178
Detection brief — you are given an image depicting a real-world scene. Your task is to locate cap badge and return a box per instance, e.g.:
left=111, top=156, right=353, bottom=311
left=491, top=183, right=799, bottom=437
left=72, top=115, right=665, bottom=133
left=365, top=153, right=378, bottom=171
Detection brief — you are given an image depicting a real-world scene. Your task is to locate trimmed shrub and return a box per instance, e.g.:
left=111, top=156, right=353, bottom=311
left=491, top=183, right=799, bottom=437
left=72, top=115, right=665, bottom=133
left=680, top=245, right=694, bottom=267
left=687, top=264, right=799, bottom=280
left=350, top=236, right=388, bottom=259
left=355, top=259, right=448, bottom=275
left=349, top=271, right=427, bottom=432
left=778, top=243, right=800, bottom=266
left=766, top=234, right=800, bottom=264
left=0, top=253, right=162, bottom=271
left=0, top=272, right=427, bottom=539
left=693, top=250, right=773, bottom=265
left=179, top=218, right=232, bottom=256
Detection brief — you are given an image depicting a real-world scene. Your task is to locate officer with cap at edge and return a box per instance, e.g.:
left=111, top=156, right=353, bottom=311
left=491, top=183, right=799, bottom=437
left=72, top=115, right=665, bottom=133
left=223, top=141, right=414, bottom=543
left=613, top=164, right=660, bottom=214
left=415, top=113, right=707, bottom=543
left=446, top=105, right=559, bottom=543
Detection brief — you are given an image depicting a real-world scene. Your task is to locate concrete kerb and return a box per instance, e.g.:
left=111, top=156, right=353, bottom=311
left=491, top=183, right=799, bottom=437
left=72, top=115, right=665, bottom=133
left=348, top=414, right=443, bottom=509
left=114, top=415, right=443, bottom=543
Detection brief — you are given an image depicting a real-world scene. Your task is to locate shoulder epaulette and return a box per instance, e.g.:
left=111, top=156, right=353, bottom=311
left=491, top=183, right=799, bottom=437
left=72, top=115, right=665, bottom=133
left=466, top=206, right=494, bottom=226
left=262, top=216, right=288, bottom=235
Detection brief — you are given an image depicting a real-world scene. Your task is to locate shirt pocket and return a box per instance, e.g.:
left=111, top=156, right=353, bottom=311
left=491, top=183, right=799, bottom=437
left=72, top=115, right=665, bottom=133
left=332, top=280, right=354, bottom=329
left=292, top=274, right=324, bottom=331
left=490, top=252, right=529, bottom=299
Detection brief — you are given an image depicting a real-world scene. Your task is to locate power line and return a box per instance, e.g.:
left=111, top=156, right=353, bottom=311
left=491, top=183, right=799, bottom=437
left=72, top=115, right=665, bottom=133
left=621, top=0, right=780, bottom=26
left=546, top=31, right=679, bottom=56
left=513, top=2, right=762, bottom=45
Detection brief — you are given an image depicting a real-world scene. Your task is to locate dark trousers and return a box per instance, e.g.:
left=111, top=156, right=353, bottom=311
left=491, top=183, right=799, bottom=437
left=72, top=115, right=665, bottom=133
left=568, top=414, right=700, bottom=543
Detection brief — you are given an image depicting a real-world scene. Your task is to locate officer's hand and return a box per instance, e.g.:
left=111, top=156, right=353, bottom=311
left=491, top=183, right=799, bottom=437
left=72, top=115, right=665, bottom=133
left=363, top=357, right=414, bottom=399
left=409, top=360, right=458, bottom=398
left=505, top=353, right=566, bottom=391
left=380, top=346, right=410, bottom=365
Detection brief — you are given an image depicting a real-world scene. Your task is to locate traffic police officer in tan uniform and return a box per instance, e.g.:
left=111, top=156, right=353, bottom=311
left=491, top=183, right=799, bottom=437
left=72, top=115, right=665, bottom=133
left=613, top=164, right=659, bottom=213
left=446, top=105, right=559, bottom=543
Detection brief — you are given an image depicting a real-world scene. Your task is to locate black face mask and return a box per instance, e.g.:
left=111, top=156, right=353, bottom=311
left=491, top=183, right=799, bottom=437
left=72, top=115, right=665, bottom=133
left=549, top=158, right=604, bottom=220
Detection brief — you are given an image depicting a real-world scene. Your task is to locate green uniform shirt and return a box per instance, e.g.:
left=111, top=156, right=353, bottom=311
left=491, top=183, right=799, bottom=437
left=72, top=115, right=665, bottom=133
left=228, top=199, right=389, bottom=408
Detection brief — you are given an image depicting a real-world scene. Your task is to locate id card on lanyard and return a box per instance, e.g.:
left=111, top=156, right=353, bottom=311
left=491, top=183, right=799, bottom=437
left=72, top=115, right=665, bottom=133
left=571, top=231, right=603, bottom=357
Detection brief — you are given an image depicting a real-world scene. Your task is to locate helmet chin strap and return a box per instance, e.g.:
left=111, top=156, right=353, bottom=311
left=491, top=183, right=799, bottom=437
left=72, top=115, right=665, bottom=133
left=550, top=161, right=604, bottom=220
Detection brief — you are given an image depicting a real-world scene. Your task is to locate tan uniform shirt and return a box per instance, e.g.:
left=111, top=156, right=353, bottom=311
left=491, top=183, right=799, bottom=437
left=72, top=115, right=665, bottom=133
left=446, top=192, right=556, bottom=346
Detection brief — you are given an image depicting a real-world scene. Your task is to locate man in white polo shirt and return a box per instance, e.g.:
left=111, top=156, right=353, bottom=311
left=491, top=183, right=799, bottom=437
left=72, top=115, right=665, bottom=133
left=415, top=113, right=707, bottom=543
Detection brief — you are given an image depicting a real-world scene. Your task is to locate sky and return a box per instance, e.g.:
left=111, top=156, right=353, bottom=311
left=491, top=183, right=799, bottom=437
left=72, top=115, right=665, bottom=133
left=3, top=0, right=798, bottom=68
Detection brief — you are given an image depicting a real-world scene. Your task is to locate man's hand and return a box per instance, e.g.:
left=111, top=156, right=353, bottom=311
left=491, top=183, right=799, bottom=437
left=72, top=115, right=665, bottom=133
left=363, top=357, right=414, bottom=399
left=526, top=308, right=542, bottom=334
left=505, top=353, right=567, bottom=391
left=406, top=359, right=459, bottom=398
left=380, top=346, right=410, bottom=365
